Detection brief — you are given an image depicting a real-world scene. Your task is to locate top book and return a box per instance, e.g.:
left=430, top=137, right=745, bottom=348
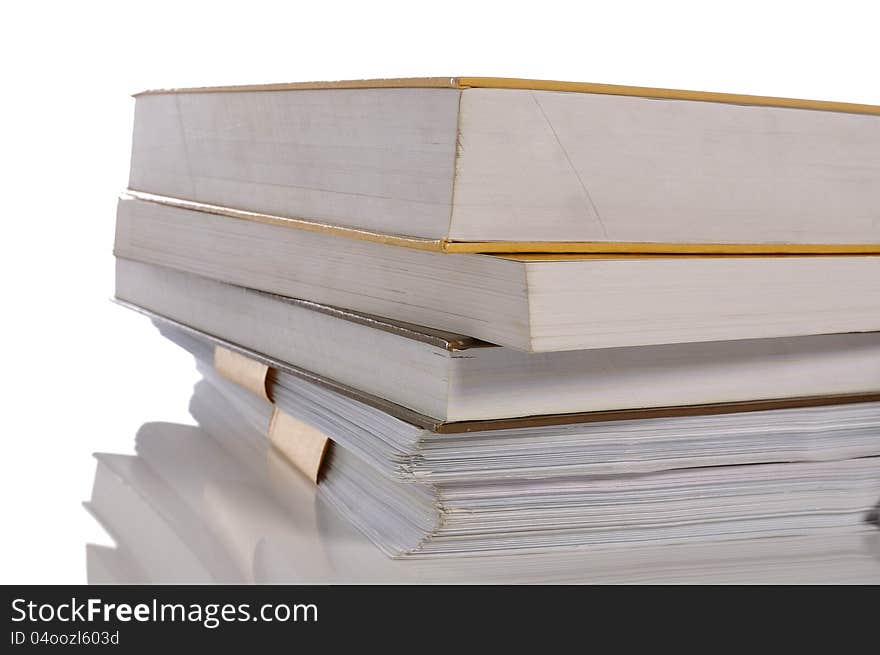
left=129, top=77, right=880, bottom=253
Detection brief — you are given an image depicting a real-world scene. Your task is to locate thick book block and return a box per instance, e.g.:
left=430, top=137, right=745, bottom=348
left=114, top=197, right=880, bottom=352
left=129, top=77, right=880, bottom=252
left=115, top=263, right=880, bottom=424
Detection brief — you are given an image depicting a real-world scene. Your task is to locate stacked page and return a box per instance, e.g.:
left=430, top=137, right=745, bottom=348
left=176, top=328, right=880, bottom=557
left=85, top=422, right=880, bottom=583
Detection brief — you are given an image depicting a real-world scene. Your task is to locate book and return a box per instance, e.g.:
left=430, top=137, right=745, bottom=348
left=114, top=200, right=880, bottom=352
left=86, top=421, right=880, bottom=584
left=148, top=307, right=880, bottom=437
left=128, top=77, right=880, bottom=252
left=190, top=368, right=880, bottom=558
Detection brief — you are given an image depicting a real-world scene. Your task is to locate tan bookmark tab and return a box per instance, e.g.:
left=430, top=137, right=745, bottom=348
left=214, top=346, right=271, bottom=402
left=268, top=408, right=330, bottom=484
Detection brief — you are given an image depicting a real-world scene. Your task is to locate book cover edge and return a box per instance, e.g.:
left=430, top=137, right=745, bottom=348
left=133, top=76, right=880, bottom=116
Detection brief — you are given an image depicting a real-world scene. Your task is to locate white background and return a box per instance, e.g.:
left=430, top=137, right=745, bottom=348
left=1, top=0, right=878, bottom=583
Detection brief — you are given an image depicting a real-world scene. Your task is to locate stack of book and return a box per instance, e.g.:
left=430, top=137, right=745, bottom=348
left=111, top=77, right=880, bottom=565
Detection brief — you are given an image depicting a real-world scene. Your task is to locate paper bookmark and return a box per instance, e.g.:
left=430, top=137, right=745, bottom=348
left=214, top=346, right=271, bottom=402
left=268, top=408, right=330, bottom=483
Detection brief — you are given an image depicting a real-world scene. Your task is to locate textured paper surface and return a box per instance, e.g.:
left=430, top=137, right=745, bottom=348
left=268, top=408, right=329, bottom=483
left=213, top=346, right=271, bottom=402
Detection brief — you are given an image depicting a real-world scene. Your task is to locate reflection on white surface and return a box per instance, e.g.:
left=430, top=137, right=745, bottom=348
left=84, top=422, right=880, bottom=584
